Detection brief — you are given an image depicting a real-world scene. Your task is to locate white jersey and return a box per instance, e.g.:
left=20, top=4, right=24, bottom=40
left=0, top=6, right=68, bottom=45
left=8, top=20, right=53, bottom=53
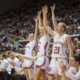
left=0, top=59, right=9, bottom=69
left=7, top=57, right=23, bottom=74
left=0, top=59, right=11, bottom=74
left=25, top=40, right=36, bottom=57
left=75, top=68, right=80, bottom=80
left=7, top=57, right=20, bottom=67
left=37, top=35, right=50, bottom=57
left=52, top=34, right=68, bottom=58
left=66, top=67, right=80, bottom=80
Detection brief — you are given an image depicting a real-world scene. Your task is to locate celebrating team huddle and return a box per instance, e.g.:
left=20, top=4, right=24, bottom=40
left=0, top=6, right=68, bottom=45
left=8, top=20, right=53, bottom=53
left=0, top=4, right=80, bottom=80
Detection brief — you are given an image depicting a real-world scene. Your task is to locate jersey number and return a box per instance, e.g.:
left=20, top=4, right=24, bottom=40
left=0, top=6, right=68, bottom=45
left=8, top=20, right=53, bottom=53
left=54, top=46, right=60, bottom=54
left=37, top=42, right=48, bottom=52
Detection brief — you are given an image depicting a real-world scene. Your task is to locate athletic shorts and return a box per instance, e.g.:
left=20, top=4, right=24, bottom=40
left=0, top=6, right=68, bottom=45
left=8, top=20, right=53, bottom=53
left=48, top=58, right=68, bottom=76
left=35, top=56, right=49, bottom=70
left=22, top=59, right=34, bottom=69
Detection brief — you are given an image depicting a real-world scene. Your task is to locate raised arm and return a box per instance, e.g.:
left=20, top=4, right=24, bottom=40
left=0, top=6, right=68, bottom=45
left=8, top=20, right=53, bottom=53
left=42, top=6, right=49, bottom=35
left=42, top=6, right=48, bottom=28
left=34, top=16, right=38, bottom=40
left=51, top=4, right=57, bottom=31
left=38, top=11, right=43, bottom=29
left=43, top=5, right=55, bottom=36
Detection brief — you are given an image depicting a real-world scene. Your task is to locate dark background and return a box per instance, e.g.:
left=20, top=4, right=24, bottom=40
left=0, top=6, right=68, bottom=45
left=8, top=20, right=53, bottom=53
left=0, top=0, right=80, bottom=14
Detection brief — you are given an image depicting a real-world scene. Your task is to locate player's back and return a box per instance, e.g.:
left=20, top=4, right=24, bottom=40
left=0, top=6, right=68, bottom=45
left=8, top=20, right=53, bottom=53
left=37, top=35, right=50, bottom=57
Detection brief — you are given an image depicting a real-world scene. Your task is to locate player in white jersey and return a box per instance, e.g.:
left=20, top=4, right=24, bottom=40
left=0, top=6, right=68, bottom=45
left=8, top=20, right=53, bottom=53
left=21, top=34, right=36, bottom=68
left=7, top=52, right=21, bottom=74
left=0, top=54, right=9, bottom=71
left=34, top=8, right=50, bottom=80
left=22, top=35, right=36, bottom=80
left=60, top=53, right=80, bottom=80
left=43, top=5, right=73, bottom=80
left=35, top=35, right=50, bottom=69
left=15, top=17, right=38, bottom=80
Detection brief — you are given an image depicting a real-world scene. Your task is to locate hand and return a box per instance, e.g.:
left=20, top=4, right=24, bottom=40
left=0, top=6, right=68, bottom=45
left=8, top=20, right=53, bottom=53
left=59, top=61, right=66, bottom=73
left=18, top=56, right=24, bottom=62
left=44, top=5, right=48, bottom=14
left=38, top=10, right=41, bottom=16
left=51, top=4, right=55, bottom=11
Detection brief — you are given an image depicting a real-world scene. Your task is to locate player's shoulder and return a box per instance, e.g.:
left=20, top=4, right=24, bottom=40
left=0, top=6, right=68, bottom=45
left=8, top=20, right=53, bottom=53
left=63, top=34, right=69, bottom=37
left=3, top=59, right=8, bottom=63
left=25, top=41, right=32, bottom=47
left=29, top=40, right=36, bottom=47
left=7, top=58, right=11, bottom=61
left=14, top=57, right=18, bottom=60
left=63, top=34, right=70, bottom=39
left=31, top=40, right=36, bottom=43
left=14, top=57, right=19, bottom=62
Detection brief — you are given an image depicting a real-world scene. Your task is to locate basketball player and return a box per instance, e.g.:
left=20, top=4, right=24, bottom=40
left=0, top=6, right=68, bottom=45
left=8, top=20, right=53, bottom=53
left=60, top=53, right=80, bottom=80
left=15, top=17, right=38, bottom=80
left=34, top=8, right=50, bottom=80
left=0, top=54, right=9, bottom=71
left=7, top=51, right=21, bottom=75
left=43, top=5, right=73, bottom=80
